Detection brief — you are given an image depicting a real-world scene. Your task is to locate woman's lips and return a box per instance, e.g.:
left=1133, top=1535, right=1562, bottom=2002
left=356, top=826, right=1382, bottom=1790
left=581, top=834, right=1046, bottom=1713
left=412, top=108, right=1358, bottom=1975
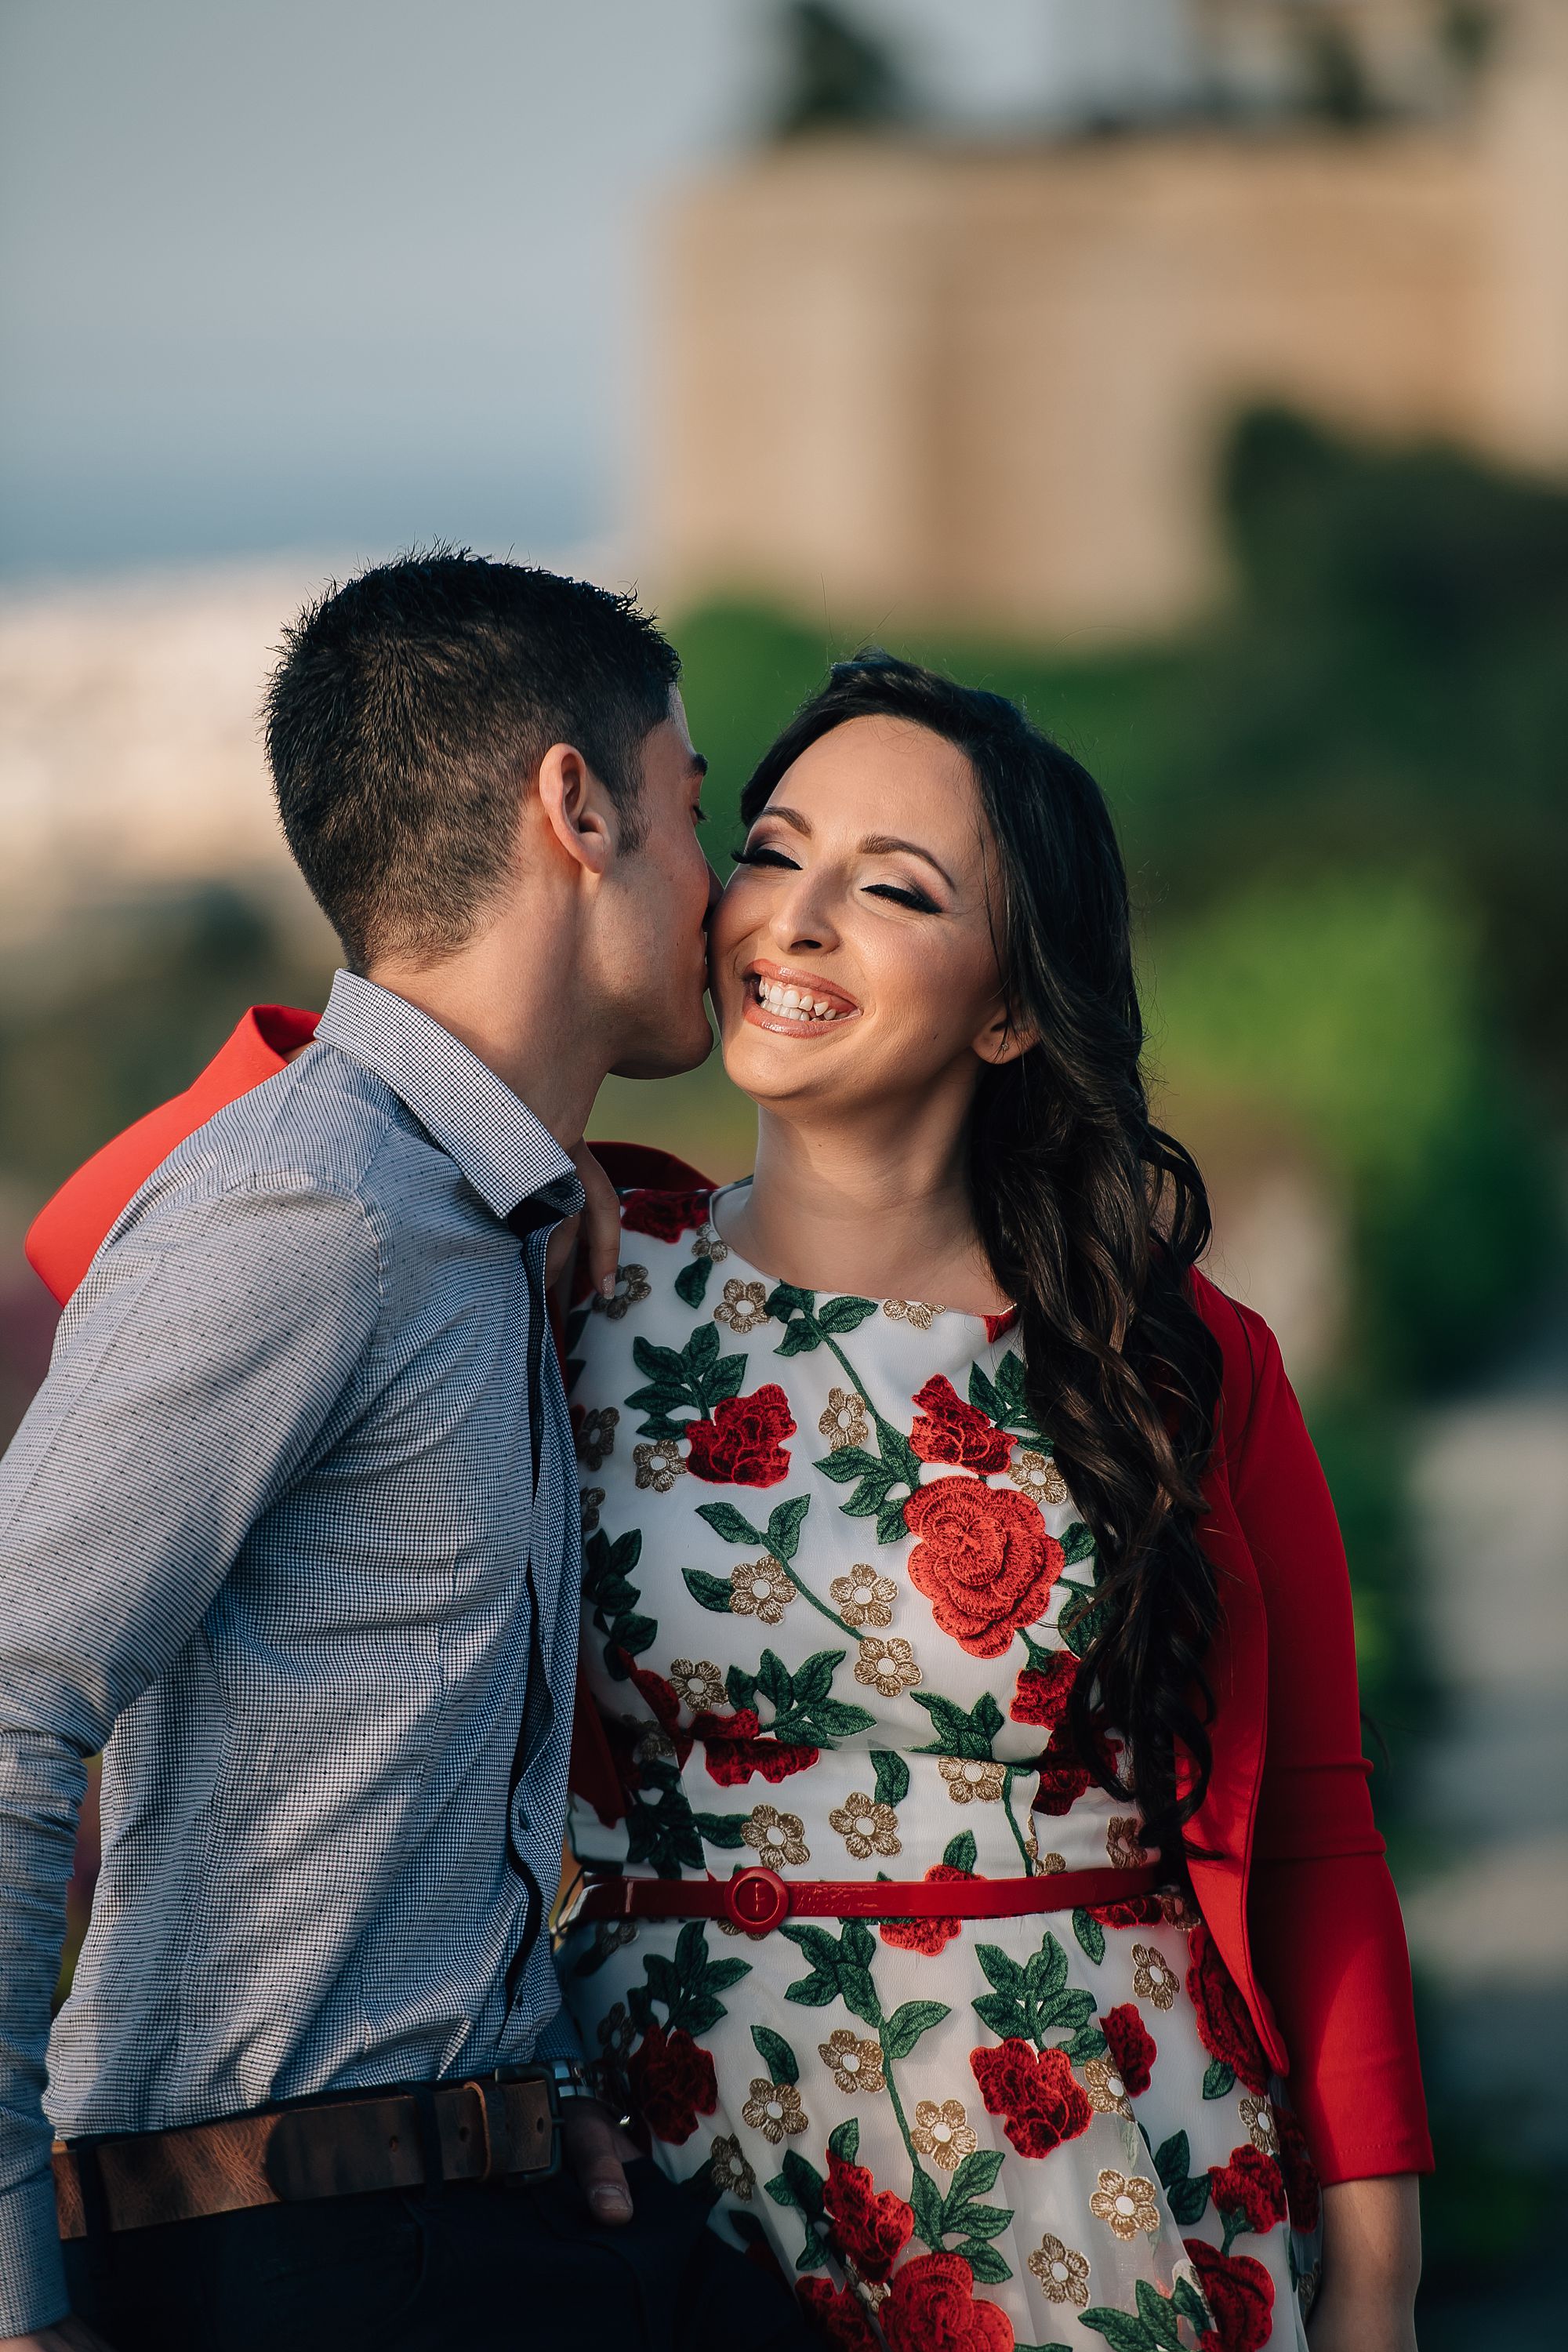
left=742, top=960, right=860, bottom=1036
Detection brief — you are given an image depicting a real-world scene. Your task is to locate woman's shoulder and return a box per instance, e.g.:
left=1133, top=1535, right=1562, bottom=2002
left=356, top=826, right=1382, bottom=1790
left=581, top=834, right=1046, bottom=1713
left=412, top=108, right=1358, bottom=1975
left=1185, top=1264, right=1287, bottom=1468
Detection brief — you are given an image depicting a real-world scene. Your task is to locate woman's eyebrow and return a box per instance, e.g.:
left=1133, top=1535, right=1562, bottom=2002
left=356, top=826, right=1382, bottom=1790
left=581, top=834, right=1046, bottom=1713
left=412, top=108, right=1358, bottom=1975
left=860, top=833, right=956, bottom=891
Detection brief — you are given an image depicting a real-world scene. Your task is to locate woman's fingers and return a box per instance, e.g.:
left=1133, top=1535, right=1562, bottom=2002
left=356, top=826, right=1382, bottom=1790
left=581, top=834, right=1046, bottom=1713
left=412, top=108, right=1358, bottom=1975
left=571, top=1142, right=622, bottom=1300
left=561, top=2100, right=636, bottom=2226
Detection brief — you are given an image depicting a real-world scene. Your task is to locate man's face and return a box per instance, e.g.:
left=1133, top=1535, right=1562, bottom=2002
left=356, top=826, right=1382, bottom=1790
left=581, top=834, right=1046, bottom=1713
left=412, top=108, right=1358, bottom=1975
left=602, top=687, right=719, bottom=1078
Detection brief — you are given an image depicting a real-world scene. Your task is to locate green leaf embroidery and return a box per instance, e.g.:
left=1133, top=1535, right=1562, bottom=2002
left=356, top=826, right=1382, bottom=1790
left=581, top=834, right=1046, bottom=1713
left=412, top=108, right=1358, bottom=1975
left=695, top=1501, right=765, bottom=1548
left=942, top=2148, right=1005, bottom=2209
left=692, top=1813, right=748, bottom=1848
left=1062, top=2022, right=1109, bottom=2063
left=782, top=1969, right=837, bottom=2009
left=1060, top=1520, right=1096, bottom=1567
left=814, top=1446, right=879, bottom=1486
left=817, top=1294, right=879, bottom=1334
left=872, top=1750, right=912, bottom=1806
left=1072, top=1907, right=1106, bottom=1964
left=1134, top=2280, right=1187, bottom=2351
left=1167, top=2172, right=1211, bottom=2225
left=776, top=1320, right=822, bottom=1356
left=1078, top=2313, right=1156, bottom=2352
left=972, top=1991, right=1032, bottom=2041
left=943, top=2201, right=1011, bottom=2243
left=912, top=1690, right=1004, bottom=1759
left=942, top=1830, right=978, bottom=1871
left=764, top=1494, right=810, bottom=1563
left=673, top=1256, right=713, bottom=1309
left=956, top=2241, right=1011, bottom=2285
left=1202, top=2058, right=1237, bottom=2100
left=826, top=2117, right=860, bottom=2163
left=880, top=2000, right=950, bottom=2061
left=909, top=2165, right=946, bottom=2249
left=752, top=2024, right=800, bottom=2085
left=1152, top=2131, right=1189, bottom=2190
left=681, top=1568, right=734, bottom=1613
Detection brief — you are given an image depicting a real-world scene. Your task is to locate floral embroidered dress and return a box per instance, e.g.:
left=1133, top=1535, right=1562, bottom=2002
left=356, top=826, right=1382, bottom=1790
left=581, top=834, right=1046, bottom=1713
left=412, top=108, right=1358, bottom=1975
left=560, top=1184, right=1322, bottom=2352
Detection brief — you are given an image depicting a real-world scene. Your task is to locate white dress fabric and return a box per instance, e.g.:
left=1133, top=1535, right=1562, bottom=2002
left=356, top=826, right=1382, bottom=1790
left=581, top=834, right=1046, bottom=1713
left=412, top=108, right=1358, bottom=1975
left=559, top=1184, right=1320, bottom=2351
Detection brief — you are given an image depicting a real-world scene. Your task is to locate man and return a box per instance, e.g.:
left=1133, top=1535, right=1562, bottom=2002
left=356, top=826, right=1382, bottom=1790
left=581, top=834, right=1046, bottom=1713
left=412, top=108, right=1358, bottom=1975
left=0, top=554, right=808, bottom=2350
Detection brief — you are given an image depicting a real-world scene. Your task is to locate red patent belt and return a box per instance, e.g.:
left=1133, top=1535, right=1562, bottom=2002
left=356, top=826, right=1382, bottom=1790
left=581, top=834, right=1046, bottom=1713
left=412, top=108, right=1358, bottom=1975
left=575, top=1861, right=1165, bottom=1936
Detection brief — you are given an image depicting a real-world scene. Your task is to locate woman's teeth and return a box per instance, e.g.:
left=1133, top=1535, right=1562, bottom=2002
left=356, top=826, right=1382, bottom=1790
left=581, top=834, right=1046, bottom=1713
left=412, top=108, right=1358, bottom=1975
left=757, top=977, right=848, bottom=1022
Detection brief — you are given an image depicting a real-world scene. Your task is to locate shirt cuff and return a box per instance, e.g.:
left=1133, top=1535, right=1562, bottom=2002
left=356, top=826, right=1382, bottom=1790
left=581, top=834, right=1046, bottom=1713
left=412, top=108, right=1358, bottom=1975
left=532, top=1998, right=586, bottom=2063
left=0, top=2165, right=69, bottom=2338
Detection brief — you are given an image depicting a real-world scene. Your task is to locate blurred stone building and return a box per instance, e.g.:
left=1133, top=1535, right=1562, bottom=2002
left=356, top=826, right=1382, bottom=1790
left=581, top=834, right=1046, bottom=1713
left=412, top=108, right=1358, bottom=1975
left=651, top=0, right=1568, bottom=637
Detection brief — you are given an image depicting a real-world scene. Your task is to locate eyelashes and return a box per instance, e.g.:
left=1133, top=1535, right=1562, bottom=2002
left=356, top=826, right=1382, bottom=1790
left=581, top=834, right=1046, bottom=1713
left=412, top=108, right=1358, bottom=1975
left=733, top=843, right=938, bottom=914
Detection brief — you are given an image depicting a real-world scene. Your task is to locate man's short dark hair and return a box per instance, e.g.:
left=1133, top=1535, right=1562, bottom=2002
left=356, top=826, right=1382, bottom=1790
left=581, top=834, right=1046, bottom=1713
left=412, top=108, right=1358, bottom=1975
left=263, top=548, right=681, bottom=970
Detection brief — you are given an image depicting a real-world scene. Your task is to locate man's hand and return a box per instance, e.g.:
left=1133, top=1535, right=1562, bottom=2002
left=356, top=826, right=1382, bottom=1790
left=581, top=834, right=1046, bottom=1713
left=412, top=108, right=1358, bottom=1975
left=0, top=2316, right=119, bottom=2351
left=544, top=1142, right=622, bottom=1301
left=561, top=2096, right=640, bottom=2226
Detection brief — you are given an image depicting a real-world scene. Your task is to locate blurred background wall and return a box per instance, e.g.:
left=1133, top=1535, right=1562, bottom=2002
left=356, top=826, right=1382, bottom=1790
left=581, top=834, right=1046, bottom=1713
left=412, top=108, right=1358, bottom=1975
left=2, top=4, right=1564, bottom=2340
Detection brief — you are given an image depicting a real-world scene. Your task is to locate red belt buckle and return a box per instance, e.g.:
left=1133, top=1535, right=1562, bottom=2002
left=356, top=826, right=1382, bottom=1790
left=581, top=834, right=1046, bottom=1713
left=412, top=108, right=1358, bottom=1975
left=724, top=1865, right=791, bottom=1934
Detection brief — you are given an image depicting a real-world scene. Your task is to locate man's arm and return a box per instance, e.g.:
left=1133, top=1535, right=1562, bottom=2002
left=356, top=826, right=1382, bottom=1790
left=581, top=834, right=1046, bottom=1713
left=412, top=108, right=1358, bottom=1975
left=0, top=1181, right=382, bottom=2338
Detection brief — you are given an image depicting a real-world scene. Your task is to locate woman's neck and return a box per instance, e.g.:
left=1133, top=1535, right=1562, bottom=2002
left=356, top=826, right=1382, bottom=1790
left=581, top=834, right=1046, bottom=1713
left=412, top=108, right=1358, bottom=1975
left=717, top=1098, right=1011, bottom=1315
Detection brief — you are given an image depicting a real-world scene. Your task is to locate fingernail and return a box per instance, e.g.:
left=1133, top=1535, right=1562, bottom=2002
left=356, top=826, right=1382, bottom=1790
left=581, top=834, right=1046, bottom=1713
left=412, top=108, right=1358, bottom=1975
left=593, top=2187, right=632, bottom=2217
left=600, top=1274, right=616, bottom=1298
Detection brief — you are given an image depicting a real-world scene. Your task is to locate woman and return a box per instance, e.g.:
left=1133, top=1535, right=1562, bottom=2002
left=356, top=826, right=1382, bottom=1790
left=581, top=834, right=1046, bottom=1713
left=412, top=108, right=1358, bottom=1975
left=559, top=655, right=1428, bottom=2352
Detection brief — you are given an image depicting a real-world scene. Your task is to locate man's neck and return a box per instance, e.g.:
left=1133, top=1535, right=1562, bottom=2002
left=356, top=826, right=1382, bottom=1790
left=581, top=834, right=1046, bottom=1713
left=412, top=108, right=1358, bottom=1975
left=365, top=927, right=608, bottom=1150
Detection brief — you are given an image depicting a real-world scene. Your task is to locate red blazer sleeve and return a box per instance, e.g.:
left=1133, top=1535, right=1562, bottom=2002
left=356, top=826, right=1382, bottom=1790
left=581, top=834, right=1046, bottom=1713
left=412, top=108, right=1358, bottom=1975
left=1228, top=1312, right=1432, bottom=2181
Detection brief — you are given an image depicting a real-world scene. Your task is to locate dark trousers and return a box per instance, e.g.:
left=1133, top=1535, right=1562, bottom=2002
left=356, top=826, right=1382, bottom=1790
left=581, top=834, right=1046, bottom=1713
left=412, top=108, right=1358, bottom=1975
left=65, top=2157, right=819, bottom=2352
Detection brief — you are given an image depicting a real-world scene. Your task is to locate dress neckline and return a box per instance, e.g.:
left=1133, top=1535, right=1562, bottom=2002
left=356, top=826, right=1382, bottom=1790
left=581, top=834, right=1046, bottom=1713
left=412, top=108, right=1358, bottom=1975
left=705, top=1178, right=1018, bottom=1339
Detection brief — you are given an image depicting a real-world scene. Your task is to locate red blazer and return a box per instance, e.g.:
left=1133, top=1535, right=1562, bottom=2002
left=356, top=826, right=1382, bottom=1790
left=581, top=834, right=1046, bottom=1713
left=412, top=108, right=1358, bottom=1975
left=25, top=1007, right=1432, bottom=2184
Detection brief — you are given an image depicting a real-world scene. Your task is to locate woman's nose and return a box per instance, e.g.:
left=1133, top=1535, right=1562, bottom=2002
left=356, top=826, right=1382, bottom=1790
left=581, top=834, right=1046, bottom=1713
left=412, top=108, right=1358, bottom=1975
left=768, top=880, right=840, bottom=955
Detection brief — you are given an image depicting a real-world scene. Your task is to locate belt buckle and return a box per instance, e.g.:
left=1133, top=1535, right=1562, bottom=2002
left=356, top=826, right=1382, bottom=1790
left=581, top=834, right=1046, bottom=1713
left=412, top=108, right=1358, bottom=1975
left=723, top=1864, right=791, bottom=1934
left=489, top=2063, right=562, bottom=2186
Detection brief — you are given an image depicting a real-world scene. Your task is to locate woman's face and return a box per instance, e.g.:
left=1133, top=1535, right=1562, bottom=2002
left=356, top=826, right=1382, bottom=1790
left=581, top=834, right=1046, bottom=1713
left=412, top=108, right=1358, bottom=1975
left=710, top=714, right=1022, bottom=1116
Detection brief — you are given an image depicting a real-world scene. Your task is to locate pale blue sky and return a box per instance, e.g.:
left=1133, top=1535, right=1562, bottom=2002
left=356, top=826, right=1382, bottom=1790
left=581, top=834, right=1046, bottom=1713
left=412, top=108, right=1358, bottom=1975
left=0, top=1, right=1187, bottom=579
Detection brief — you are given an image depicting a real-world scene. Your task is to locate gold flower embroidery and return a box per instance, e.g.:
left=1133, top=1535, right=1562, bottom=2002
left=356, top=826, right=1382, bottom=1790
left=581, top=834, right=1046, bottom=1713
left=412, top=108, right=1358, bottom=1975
left=939, top=1756, right=1005, bottom=1804
left=579, top=1486, right=605, bottom=1536
left=709, top=2132, right=756, bottom=2201
left=1039, top=1849, right=1066, bottom=1873
left=596, top=2002, right=635, bottom=2060
left=1131, top=1944, right=1179, bottom=2010
left=1009, top=1449, right=1070, bottom=1506
left=1107, top=1817, right=1149, bottom=1870
left=1080, top=2057, right=1132, bottom=2118
left=742, top=1804, right=810, bottom=1867
left=884, top=1299, right=944, bottom=1330
left=828, top=1795, right=902, bottom=1860
left=830, top=1567, right=897, bottom=1628
left=730, top=1556, right=793, bottom=1624
left=1240, top=2095, right=1279, bottom=2157
left=1026, top=2234, right=1091, bottom=2307
left=633, top=1436, right=686, bottom=1494
left=910, top=2100, right=977, bottom=2172
left=593, top=1265, right=649, bottom=1319
left=1089, top=2169, right=1160, bottom=2241
left=575, top=1407, right=619, bottom=1469
left=713, top=1278, right=770, bottom=1335
left=741, top=2078, right=808, bottom=2143
left=819, top=2030, right=885, bottom=2095
left=818, top=1388, right=869, bottom=1451
left=669, top=1658, right=726, bottom=1713
left=692, top=1222, right=730, bottom=1264
left=854, top=1637, right=921, bottom=1697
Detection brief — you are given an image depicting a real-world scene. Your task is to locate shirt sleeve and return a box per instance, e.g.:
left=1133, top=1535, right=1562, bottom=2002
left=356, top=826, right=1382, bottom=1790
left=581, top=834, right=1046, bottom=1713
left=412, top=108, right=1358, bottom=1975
left=0, top=1180, right=383, bottom=2336
left=1229, top=1323, right=1433, bottom=2183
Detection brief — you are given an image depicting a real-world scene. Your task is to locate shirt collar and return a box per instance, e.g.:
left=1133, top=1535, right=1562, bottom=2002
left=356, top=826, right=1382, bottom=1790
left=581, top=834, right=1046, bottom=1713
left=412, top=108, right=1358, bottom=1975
left=315, top=971, right=583, bottom=1223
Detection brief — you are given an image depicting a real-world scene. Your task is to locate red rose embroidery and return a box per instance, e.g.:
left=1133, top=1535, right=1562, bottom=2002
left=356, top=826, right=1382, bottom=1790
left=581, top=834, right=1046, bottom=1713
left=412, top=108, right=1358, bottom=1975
left=619, top=1186, right=712, bottom=1240
left=882, top=2250, right=1014, bottom=2352
left=879, top=1863, right=972, bottom=1956
left=691, top=1706, right=818, bottom=1786
left=1182, top=2238, right=1276, bottom=2352
left=1085, top=1893, right=1165, bottom=1927
left=904, top=1479, right=1064, bottom=1658
left=909, top=1376, right=1012, bottom=1475
left=968, top=2039, right=1092, bottom=2161
left=685, top=1385, right=796, bottom=1487
left=1009, top=1651, right=1078, bottom=1730
left=1209, top=2144, right=1287, bottom=2238
left=1187, top=1923, right=1269, bottom=2094
left=1102, top=2002, right=1157, bottom=2096
left=822, top=2151, right=915, bottom=2283
left=1274, top=2107, right=1321, bottom=2233
left=627, top=2021, right=717, bottom=2144
left=797, top=2279, right=880, bottom=2351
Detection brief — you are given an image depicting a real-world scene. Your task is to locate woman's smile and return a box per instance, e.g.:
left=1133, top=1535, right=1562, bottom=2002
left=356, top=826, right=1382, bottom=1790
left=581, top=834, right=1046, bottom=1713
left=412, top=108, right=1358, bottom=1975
left=742, top=957, right=861, bottom=1035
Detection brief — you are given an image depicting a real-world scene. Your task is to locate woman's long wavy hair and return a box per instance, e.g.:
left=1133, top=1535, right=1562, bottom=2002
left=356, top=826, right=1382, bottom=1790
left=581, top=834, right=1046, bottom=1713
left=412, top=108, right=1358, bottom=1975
left=739, top=653, right=1224, bottom=1874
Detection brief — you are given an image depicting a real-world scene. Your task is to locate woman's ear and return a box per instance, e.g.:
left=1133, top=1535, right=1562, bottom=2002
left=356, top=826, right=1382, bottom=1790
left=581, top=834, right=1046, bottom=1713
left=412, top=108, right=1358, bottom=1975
left=536, top=742, right=615, bottom=877
left=973, top=997, right=1036, bottom=1068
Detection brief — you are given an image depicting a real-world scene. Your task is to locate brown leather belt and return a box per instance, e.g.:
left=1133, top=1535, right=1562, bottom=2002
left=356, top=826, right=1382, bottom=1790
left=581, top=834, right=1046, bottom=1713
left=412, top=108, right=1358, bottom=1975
left=53, top=2071, right=557, bottom=2241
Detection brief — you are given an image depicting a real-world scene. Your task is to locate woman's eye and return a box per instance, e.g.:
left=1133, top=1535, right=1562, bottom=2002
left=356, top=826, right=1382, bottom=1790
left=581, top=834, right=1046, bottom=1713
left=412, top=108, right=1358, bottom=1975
left=734, top=844, right=800, bottom=870
left=866, top=882, right=938, bottom=913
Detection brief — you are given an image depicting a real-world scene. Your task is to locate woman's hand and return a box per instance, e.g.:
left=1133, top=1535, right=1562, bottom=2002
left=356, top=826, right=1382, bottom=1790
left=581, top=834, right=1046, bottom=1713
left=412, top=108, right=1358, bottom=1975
left=0, top=2318, right=120, bottom=2352
left=1307, top=2174, right=1421, bottom=2352
left=561, top=2096, right=641, bottom=2226
left=544, top=1142, right=622, bottom=1300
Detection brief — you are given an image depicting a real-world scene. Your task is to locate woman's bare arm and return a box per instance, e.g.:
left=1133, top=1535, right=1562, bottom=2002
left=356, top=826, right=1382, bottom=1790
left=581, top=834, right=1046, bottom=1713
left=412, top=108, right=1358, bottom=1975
left=1307, top=2173, right=1421, bottom=2352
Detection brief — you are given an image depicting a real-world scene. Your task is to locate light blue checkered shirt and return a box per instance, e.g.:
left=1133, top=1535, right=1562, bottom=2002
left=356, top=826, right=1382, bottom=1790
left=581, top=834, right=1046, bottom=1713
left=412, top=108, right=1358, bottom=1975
left=0, top=972, right=587, bottom=2334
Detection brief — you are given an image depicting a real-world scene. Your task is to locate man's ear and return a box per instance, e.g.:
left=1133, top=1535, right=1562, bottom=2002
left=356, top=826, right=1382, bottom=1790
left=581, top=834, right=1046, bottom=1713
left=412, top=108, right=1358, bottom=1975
left=536, top=742, right=617, bottom=877
left=973, top=997, right=1036, bottom=1068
